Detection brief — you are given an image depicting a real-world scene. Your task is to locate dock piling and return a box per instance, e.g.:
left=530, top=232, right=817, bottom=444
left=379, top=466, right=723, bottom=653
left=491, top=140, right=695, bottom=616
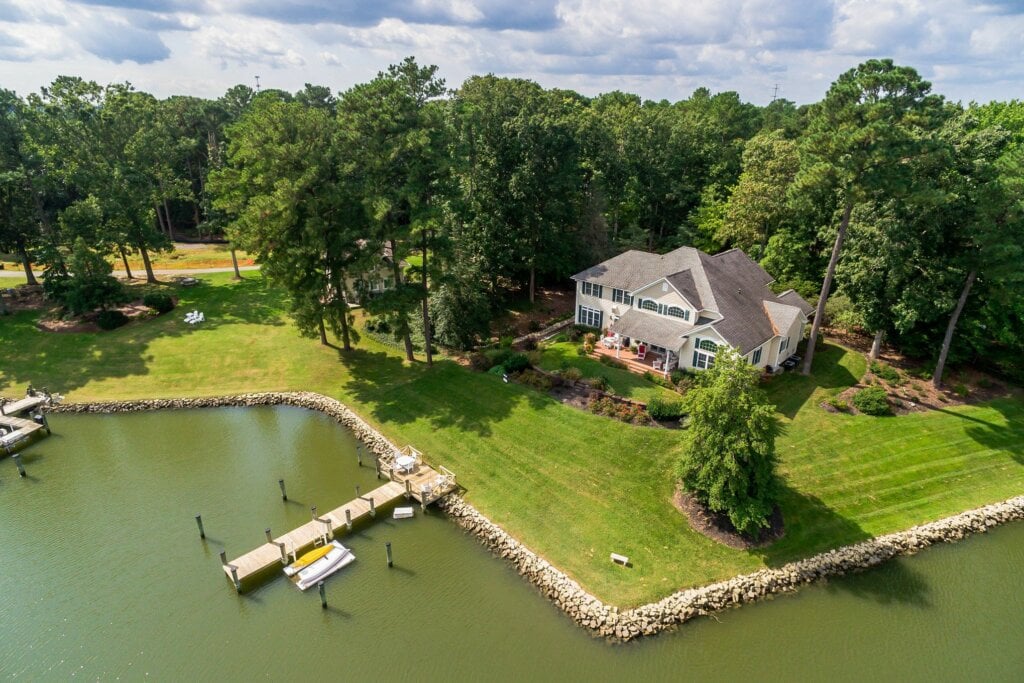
left=229, top=565, right=240, bottom=592
left=356, top=444, right=363, bottom=467
left=277, top=542, right=287, bottom=564
left=404, top=479, right=411, bottom=500
left=219, top=550, right=227, bottom=565
left=345, top=508, right=352, bottom=530
left=33, top=412, right=50, bottom=434
left=12, top=453, right=25, bottom=477
left=311, top=505, right=317, bottom=521
left=278, top=478, right=287, bottom=501
left=374, top=454, right=381, bottom=479
left=265, top=527, right=272, bottom=543
left=195, top=514, right=206, bottom=539
left=386, top=541, right=393, bottom=568
left=318, top=581, right=327, bottom=608
left=369, top=497, right=376, bottom=517
left=355, top=484, right=361, bottom=498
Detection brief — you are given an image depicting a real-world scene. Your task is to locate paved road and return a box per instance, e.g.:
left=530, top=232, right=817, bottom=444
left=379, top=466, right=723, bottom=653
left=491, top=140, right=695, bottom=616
left=0, top=265, right=260, bottom=279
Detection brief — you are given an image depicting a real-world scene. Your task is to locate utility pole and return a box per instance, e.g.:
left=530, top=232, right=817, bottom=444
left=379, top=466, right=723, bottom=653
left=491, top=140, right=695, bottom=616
left=771, top=83, right=779, bottom=102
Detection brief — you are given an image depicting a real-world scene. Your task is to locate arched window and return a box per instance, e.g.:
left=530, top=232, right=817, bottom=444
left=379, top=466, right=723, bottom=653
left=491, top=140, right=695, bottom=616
left=641, top=299, right=658, bottom=312
left=697, top=339, right=718, bottom=352
left=666, top=306, right=689, bottom=321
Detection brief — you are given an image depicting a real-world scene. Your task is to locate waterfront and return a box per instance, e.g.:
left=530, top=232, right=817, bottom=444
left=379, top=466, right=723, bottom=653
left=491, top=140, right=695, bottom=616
left=1, top=407, right=1021, bottom=680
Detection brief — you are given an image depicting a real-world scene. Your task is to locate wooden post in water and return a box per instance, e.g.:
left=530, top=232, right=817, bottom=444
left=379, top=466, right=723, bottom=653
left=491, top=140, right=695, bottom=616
left=12, top=453, right=25, bottom=477
left=229, top=565, right=240, bottom=592
left=374, top=453, right=381, bottom=479
left=277, top=542, right=287, bottom=564
left=369, top=497, right=376, bottom=517
left=386, top=541, right=393, bottom=568
left=323, top=517, right=333, bottom=539
left=356, top=444, right=363, bottom=467
left=278, top=478, right=287, bottom=501
left=355, top=485, right=361, bottom=498
left=345, top=508, right=352, bottom=530
left=195, top=514, right=206, bottom=539
left=219, top=550, right=227, bottom=565
left=265, top=527, right=272, bottom=543
left=311, top=505, right=317, bottom=521
left=318, top=581, right=327, bottom=608
left=404, top=479, right=412, bottom=500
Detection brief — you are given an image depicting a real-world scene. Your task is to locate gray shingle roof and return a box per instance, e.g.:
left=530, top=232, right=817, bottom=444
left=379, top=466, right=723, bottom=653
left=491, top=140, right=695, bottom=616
left=763, top=300, right=803, bottom=336
left=610, top=309, right=695, bottom=349
left=576, top=245, right=814, bottom=355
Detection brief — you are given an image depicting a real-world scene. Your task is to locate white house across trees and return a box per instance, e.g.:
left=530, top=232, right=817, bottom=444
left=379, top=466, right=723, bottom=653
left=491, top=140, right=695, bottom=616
left=571, top=246, right=813, bottom=372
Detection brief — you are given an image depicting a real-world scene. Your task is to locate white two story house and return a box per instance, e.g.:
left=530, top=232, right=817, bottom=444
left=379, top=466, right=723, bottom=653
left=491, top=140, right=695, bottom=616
left=571, top=246, right=813, bottom=371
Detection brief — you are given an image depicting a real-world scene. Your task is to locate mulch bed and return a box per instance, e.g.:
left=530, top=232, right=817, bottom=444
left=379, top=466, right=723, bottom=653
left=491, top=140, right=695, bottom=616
left=36, top=300, right=174, bottom=334
left=491, top=286, right=576, bottom=338
left=673, top=487, right=785, bottom=550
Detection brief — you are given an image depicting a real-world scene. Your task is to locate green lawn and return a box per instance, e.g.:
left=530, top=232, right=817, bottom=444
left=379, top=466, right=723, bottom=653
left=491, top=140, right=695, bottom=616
left=537, top=341, right=679, bottom=404
left=3, top=273, right=1023, bottom=606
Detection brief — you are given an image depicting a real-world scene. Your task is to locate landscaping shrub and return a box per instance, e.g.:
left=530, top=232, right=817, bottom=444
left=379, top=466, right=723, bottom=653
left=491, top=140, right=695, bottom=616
left=468, top=352, right=492, bottom=372
left=583, top=332, right=597, bottom=345
left=582, top=341, right=594, bottom=354
left=499, top=335, right=515, bottom=348
left=563, top=367, right=583, bottom=384
left=852, top=386, right=890, bottom=415
left=870, top=361, right=901, bottom=384
left=670, top=369, right=686, bottom=385
left=647, top=396, right=686, bottom=420
left=977, top=376, right=995, bottom=390
left=516, top=368, right=553, bottom=391
left=96, top=309, right=129, bottom=330
left=907, top=366, right=933, bottom=380
left=526, top=350, right=543, bottom=367
left=953, top=383, right=970, bottom=398
left=502, top=352, right=531, bottom=374
left=566, top=326, right=585, bottom=342
left=485, top=348, right=513, bottom=368
left=365, top=316, right=391, bottom=334
left=527, top=319, right=543, bottom=333
left=576, top=345, right=588, bottom=356
left=826, top=396, right=849, bottom=412
left=142, top=292, right=175, bottom=314
left=587, top=375, right=609, bottom=392
left=589, top=396, right=616, bottom=417
left=824, top=293, right=865, bottom=332
left=487, top=364, right=506, bottom=376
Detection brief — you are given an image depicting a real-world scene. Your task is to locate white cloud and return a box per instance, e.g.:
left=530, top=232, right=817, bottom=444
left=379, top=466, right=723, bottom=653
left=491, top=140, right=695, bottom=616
left=197, top=24, right=306, bottom=68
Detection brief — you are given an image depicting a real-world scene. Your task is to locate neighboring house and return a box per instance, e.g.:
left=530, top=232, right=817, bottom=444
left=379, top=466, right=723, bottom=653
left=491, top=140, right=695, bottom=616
left=346, top=241, right=405, bottom=305
left=571, top=246, right=814, bottom=371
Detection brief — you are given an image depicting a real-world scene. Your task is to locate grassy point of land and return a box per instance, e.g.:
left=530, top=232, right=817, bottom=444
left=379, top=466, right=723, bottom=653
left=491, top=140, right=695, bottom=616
left=2, top=273, right=1022, bottom=606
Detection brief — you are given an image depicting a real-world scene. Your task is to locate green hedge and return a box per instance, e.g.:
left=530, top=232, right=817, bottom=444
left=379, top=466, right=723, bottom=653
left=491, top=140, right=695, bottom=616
left=853, top=386, right=890, bottom=415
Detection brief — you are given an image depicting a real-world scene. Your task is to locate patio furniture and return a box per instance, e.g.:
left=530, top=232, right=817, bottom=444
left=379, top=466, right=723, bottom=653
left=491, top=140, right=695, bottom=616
left=601, top=335, right=618, bottom=349
left=395, top=454, right=416, bottom=473
left=636, top=344, right=646, bottom=361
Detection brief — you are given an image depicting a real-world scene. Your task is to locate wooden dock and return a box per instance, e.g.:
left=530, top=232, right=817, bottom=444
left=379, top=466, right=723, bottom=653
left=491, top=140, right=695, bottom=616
left=222, top=450, right=457, bottom=588
left=1, top=395, right=50, bottom=451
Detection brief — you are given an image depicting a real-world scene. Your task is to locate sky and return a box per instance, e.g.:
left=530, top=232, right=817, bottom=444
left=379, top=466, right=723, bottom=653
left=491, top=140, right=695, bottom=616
left=1, top=0, right=1022, bottom=105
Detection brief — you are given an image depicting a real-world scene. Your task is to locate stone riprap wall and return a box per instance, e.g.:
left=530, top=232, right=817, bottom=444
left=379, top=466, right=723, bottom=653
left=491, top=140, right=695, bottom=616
left=441, top=493, right=1024, bottom=640
left=48, top=393, right=1024, bottom=641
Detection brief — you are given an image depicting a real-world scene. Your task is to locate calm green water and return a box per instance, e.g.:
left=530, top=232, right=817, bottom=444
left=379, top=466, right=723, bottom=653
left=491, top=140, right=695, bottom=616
left=1, top=407, right=1022, bottom=681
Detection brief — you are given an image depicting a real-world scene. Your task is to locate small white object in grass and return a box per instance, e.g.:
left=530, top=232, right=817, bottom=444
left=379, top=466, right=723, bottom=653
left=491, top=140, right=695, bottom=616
left=610, top=553, right=629, bottom=566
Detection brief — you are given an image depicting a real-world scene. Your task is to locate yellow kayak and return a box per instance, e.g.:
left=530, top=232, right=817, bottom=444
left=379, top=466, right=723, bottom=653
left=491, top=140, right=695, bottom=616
left=283, top=544, right=335, bottom=576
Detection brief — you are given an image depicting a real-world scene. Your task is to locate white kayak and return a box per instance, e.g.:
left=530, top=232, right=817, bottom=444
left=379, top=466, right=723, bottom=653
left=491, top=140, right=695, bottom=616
left=293, top=541, right=356, bottom=591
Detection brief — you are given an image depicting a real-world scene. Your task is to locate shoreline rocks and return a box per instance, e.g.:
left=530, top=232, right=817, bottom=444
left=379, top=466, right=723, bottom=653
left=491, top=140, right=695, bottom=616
left=49, top=393, right=1024, bottom=641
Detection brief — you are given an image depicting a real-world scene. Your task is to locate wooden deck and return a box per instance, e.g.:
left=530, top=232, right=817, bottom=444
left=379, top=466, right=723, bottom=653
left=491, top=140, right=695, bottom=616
left=590, top=346, right=671, bottom=376
left=222, top=456, right=457, bottom=588
left=0, top=395, right=49, bottom=450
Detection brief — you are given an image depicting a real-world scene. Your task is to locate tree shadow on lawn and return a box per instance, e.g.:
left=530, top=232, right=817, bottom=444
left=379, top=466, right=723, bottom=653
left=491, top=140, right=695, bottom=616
left=764, top=342, right=862, bottom=419
left=339, top=352, right=551, bottom=437
left=0, top=276, right=288, bottom=395
left=754, top=485, right=930, bottom=607
left=955, top=398, right=1024, bottom=467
